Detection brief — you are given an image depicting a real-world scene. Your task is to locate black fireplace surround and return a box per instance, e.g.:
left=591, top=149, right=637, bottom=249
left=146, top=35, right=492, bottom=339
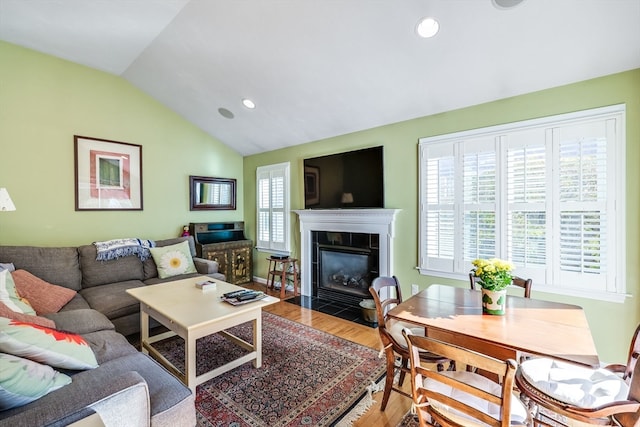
left=312, top=231, right=379, bottom=307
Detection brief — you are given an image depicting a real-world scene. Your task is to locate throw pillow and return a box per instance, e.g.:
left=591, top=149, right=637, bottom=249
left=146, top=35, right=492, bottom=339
left=0, top=270, right=35, bottom=315
left=0, top=317, right=98, bottom=370
left=0, top=302, right=56, bottom=329
left=149, top=240, right=197, bottom=279
left=11, top=270, right=76, bottom=315
left=0, top=353, right=71, bottom=410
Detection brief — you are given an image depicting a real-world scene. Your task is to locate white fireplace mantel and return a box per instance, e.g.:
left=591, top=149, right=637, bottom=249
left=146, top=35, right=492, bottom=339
left=294, top=209, right=401, bottom=296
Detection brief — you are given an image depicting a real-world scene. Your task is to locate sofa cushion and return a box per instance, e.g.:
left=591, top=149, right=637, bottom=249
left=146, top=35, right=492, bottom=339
left=144, top=272, right=204, bottom=286
left=44, top=309, right=114, bottom=335
left=0, top=353, right=71, bottom=411
left=0, top=270, right=35, bottom=315
left=82, top=330, right=138, bottom=364
left=149, top=241, right=197, bottom=279
left=11, top=270, right=76, bottom=315
left=78, top=244, right=144, bottom=288
left=0, top=318, right=98, bottom=370
left=58, top=293, right=91, bottom=312
left=143, top=236, right=197, bottom=280
left=0, top=302, right=55, bottom=329
left=79, top=280, right=144, bottom=321
left=0, top=246, right=82, bottom=291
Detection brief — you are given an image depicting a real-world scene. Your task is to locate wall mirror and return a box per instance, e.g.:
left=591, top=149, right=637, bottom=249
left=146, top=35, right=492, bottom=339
left=189, top=176, right=236, bottom=210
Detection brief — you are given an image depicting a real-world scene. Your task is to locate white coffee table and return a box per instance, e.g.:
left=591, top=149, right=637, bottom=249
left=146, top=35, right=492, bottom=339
left=126, top=276, right=279, bottom=393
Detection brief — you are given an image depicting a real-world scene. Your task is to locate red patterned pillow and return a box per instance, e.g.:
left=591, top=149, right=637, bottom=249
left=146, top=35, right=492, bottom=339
left=0, top=302, right=55, bottom=328
left=11, top=270, right=76, bottom=315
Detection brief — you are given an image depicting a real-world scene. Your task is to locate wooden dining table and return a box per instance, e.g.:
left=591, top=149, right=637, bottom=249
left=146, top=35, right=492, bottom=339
left=387, top=284, right=600, bottom=367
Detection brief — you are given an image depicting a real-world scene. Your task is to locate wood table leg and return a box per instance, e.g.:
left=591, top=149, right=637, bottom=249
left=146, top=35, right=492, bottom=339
left=253, top=314, right=262, bottom=368
left=186, top=334, right=197, bottom=394
left=140, top=307, right=149, bottom=355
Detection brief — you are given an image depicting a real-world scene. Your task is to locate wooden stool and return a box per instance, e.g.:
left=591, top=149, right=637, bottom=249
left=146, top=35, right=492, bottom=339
left=266, top=257, right=298, bottom=299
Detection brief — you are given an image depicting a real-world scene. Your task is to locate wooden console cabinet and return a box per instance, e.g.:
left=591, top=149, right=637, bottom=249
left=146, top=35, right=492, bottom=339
left=189, top=222, right=253, bottom=284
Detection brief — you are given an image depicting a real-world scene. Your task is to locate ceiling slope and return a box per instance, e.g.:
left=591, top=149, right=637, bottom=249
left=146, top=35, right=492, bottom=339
left=1, top=0, right=639, bottom=155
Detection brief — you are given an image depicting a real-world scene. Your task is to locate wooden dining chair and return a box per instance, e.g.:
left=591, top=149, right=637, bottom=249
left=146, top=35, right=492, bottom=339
left=603, top=323, right=640, bottom=383
left=402, top=329, right=529, bottom=427
left=369, top=276, right=454, bottom=411
left=469, top=272, right=533, bottom=298
left=516, top=325, right=640, bottom=427
left=516, top=358, right=640, bottom=427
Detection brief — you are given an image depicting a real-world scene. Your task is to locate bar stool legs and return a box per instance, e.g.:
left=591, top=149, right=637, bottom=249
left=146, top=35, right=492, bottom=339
left=266, top=257, right=298, bottom=299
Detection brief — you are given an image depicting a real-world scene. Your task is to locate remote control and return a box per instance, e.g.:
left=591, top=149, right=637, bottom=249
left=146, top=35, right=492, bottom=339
left=223, top=290, right=252, bottom=299
left=236, top=292, right=259, bottom=301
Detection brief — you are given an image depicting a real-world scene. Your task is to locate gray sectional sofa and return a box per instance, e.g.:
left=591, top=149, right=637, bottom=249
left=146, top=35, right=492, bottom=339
left=0, top=235, right=226, bottom=426
left=0, top=235, right=224, bottom=336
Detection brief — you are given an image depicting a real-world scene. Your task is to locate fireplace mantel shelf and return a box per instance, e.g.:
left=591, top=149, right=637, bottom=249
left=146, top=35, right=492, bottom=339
left=294, top=209, right=401, bottom=297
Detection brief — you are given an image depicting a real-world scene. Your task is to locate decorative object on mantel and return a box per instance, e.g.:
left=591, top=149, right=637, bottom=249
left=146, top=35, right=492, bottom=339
left=341, top=192, right=354, bottom=207
left=0, top=188, right=16, bottom=211
left=470, top=258, right=514, bottom=315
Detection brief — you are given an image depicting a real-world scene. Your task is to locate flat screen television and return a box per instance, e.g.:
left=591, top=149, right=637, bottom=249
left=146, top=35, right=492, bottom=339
left=303, top=146, right=384, bottom=209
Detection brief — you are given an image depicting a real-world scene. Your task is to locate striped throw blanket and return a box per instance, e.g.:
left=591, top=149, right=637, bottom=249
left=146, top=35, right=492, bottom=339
left=93, top=238, right=155, bottom=261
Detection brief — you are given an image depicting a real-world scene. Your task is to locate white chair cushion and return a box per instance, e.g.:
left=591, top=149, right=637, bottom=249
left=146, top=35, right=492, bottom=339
left=387, top=319, right=425, bottom=349
left=520, top=357, right=629, bottom=408
left=425, top=371, right=528, bottom=426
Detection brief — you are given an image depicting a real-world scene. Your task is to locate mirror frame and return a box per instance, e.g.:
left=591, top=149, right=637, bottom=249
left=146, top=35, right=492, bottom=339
left=189, top=175, right=237, bottom=210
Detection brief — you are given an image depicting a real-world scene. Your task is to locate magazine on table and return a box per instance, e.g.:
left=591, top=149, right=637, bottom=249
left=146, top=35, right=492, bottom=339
left=221, top=289, right=268, bottom=305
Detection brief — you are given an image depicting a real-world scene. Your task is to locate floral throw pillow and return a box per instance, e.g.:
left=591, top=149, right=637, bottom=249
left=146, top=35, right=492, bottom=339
left=0, top=353, right=71, bottom=410
left=149, top=241, right=197, bottom=279
left=0, top=317, right=98, bottom=370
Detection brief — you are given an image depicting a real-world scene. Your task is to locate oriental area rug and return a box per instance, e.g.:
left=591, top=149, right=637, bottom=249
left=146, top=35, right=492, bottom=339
left=152, top=312, right=386, bottom=427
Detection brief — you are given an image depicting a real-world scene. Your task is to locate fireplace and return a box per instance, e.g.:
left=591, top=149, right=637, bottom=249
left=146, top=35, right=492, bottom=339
left=315, top=236, right=378, bottom=305
left=294, top=209, right=400, bottom=304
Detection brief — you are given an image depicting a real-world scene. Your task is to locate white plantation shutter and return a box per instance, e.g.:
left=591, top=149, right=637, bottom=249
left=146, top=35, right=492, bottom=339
left=256, top=162, right=290, bottom=253
left=462, top=138, right=497, bottom=265
left=506, top=129, right=548, bottom=284
left=420, top=142, right=455, bottom=272
left=419, top=105, right=625, bottom=301
left=552, top=120, right=614, bottom=293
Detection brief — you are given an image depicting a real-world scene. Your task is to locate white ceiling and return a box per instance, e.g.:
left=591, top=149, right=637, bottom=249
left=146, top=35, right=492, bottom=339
left=1, top=0, right=639, bottom=156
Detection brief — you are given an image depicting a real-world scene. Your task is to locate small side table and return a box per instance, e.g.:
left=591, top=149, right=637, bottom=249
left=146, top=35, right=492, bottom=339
left=266, top=257, right=298, bottom=299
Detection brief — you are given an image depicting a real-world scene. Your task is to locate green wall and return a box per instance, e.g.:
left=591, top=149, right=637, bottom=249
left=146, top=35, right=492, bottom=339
left=2, top=39, right=638, bottom=363
left=244, top=68, right=640, bottom=363
left=0, top=41, right=244, bottom=245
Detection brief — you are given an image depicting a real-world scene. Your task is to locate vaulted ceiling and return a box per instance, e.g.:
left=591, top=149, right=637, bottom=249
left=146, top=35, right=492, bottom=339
left=1, top=0, right=639, bottom=155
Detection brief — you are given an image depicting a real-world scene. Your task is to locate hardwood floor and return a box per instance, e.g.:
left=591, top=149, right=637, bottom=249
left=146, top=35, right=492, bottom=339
left=245, top=282, right=412, bottom=427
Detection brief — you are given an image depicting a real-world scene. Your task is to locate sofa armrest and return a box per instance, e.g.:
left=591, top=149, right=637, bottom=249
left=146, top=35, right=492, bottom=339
left=81, top=372, right=150, bottom=427
left=0, top=371, right=149, bottom=427
left=193, top=257, right=219, bottom=274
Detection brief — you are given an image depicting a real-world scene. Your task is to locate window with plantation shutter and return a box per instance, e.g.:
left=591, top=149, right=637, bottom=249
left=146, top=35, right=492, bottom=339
left=256, top=162, right=290, bottom=254
left=418, top=105, right=626, bottom=302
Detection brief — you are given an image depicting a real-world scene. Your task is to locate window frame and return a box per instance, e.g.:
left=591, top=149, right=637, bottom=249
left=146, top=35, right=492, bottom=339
left=418, top=104, right=626, bottom=303
left=256, top=162, right=291, bottom=256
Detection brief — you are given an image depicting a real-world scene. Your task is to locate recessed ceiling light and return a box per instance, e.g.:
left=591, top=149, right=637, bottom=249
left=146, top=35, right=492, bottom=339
left=492, top=0, right=525, bottom=9
left=416, top=17, right=439, bottom=38
left=242, top=98, right=256, bottom=109
left=218, top=107, right=234, bottom=119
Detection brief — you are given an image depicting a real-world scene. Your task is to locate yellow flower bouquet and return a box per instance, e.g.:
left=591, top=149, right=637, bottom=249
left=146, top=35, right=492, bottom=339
left=470, top=258, right=514, bottom=291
